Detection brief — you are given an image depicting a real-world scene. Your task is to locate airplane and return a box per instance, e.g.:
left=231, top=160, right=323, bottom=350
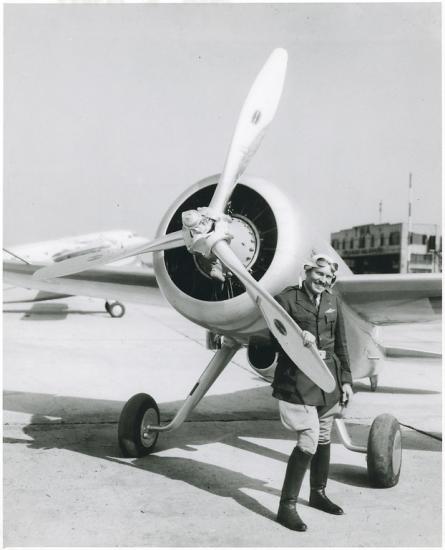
left=3, top=48, right=441, bottom=490
left=3, top=230, right=154, bottom=317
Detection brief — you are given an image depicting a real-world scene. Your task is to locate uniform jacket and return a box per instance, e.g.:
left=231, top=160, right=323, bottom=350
left=271, top=284, right=353, bottom=409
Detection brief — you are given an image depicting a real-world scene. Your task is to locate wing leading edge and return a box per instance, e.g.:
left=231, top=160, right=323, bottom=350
left=3, top=261, right=163, bottom=307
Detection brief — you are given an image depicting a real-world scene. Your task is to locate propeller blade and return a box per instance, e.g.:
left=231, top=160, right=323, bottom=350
left=209, top=48, right=288, bottom=214
left=33, top=230, right=185, bottom=280
left=212, top=240, right=336, bottom=393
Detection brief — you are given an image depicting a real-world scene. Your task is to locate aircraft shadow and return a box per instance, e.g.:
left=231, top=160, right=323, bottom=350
left=3, top=395, right=287, bottom=521
left=3, top=303, right=108, bottom=321
left=4, top=388, right=441, bottom=454
left=111, top=453, right=280, bottom=521
left=3, top=385, right=441, bottom=523
left=5, top=403, right=440, bottom=525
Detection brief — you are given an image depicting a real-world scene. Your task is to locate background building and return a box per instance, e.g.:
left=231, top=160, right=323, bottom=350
left=331, top=222, right=442, bottom=274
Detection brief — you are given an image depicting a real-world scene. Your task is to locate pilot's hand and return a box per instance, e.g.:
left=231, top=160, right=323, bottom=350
left=302, top=331, right=316, bottom=347
left=341, top=383, right=353, bottom=407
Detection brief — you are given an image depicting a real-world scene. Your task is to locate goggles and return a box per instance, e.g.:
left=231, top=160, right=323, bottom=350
left=303, top=254, right=339, bottom=274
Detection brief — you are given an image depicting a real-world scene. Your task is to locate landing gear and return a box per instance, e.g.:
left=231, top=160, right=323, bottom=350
left=118, top=393, right=160, bottom=458
left=335, top=413, right=402, bottom=488
left=105, top=301, right=126, bottom=318
left=118, top=339, right=240, bottom=458
left=369, top=374, right=378, bottom=392
left=367, top=414, right=402, bottom=488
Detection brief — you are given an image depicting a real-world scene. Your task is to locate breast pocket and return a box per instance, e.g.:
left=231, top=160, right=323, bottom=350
left=325, top=310, right=337, bottom=337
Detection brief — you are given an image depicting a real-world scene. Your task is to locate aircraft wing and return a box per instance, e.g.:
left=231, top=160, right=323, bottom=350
left=3, top=286, right=72, bottom=303
left=336, top=273, right=441, bottom=325
left=3, top=261, right=164, bottom=307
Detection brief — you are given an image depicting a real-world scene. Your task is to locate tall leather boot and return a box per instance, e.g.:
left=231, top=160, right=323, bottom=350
left=277, top=446, right=312, bottom=531
left=309, top=443, right=344, bottom=515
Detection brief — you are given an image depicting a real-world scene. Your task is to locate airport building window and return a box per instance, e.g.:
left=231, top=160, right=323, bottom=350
left=389, top=232, right=400, bottom=245
left=410, top=253, right=432, bottom=265
left=380, top=234, right=385, bottom=246
left=427, top=236, right=436, bottom=251
left=410, top=233, right=424, bottom=245
left=350, top=239, right=354, bottom=249
left=370, top=235, right=375, bottom=248
left=359, top=237, right=365, bottom=248
left=342, top=239, right=346, bottom=250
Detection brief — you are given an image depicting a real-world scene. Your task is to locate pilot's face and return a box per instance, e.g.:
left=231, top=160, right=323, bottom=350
left=305, top=265, right=333, bottom=296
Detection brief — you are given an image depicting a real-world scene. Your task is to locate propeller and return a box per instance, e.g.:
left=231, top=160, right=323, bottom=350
left=206, top=48, right=334, bottom=392
left=32, top=48, right=287, bottom=282
left=212, top=240, right=336, bottom=393
left=33, top=230, right=185, bottom=280
left=31, top=47, right=334, bottom=392
left=209, top=48, right=288, bottom=215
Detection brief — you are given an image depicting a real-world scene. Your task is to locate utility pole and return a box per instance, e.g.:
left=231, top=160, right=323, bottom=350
left=433, top=223, right=440, bottom=273
left=407, top=173, right=413, bottom=273
left=408, top=172, right=413, bottom=237
left=378, top=201, right=382, bottom=224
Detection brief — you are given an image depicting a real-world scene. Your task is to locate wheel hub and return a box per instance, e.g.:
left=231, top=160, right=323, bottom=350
left=140, top=408, right=159, bottom=448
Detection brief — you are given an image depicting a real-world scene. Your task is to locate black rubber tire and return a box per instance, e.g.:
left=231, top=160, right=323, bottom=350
left=109, top=302, right=125, bottom=318
left=118, top=393, right=160, bottom=458
left=367, top=414, right=402, bottom=488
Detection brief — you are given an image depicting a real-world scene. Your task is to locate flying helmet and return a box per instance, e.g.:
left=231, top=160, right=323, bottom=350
left=303, top=253, right=339, bottom=287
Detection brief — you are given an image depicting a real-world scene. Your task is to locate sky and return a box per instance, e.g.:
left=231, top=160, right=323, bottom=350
left=3, top=3, right=441, bottom=246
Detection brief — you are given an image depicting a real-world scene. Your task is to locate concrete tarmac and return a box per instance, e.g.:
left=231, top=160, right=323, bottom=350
left=3, top=295, right=442, bottom=547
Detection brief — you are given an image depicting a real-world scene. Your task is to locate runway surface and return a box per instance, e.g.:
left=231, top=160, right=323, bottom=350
left=3, top=295, right=442, bottom=547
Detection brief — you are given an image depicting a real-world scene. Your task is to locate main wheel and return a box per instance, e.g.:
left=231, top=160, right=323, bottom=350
left=118, top=393, right=160, bottom=458
left=108, top=301, right=126, bottom=318
left=367, top=414, right=402, bottom=488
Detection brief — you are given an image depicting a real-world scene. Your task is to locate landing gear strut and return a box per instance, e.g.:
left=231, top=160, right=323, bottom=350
left=105, top=301, right=126, bottom=318
left=118, top=338, right=240, bottom=458
left=369, top=374, right=378, bottom=392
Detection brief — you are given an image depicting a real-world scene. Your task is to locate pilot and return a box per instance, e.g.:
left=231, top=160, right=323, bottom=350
left=272, top=253, right=353, bottom=532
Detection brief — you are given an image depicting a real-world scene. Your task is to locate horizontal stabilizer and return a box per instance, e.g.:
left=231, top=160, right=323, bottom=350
left=383, top=346, right=442, bottom=359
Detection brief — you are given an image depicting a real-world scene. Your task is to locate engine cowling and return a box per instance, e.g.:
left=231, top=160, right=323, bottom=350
left=152, top=174, right=342, bottom=340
